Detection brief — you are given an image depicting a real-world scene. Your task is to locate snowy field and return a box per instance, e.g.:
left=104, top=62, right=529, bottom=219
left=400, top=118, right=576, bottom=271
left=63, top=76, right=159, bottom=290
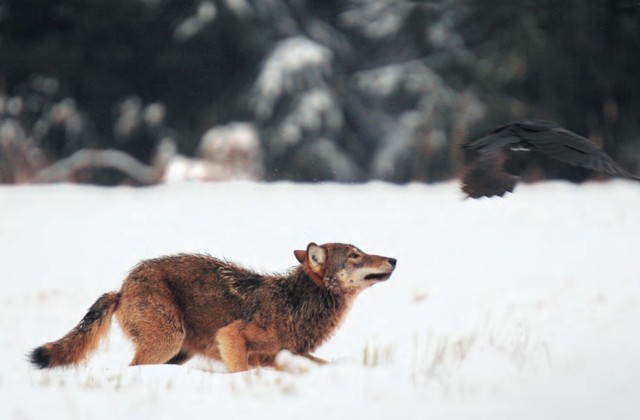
left=1, top=180, right=639, bottom=420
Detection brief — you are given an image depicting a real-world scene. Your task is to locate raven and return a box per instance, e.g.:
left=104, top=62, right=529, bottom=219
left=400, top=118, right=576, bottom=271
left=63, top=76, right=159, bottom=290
left=460, top=120, right=639, bottom=198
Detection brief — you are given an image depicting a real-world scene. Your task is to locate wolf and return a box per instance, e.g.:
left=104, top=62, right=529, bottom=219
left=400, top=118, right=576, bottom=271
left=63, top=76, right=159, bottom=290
left=30, top=242, right=396, bottom=372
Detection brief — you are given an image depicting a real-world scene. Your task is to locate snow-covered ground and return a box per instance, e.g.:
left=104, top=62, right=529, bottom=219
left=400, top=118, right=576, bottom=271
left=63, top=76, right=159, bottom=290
left=1, top=180, right=639, bottom=420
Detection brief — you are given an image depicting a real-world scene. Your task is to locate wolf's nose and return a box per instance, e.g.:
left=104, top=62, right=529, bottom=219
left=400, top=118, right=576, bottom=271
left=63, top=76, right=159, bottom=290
left=388, top=258, right=397, bottom=267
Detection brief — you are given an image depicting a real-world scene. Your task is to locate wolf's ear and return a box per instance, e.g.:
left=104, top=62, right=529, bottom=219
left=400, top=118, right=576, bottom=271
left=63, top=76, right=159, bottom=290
left=306, top=242, right=326, bottom=270
left=293, top=249, right=306, bottom=263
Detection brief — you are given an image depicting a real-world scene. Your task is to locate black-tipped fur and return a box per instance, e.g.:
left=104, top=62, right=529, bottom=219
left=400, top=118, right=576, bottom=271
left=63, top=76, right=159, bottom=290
left=29, top=346, right=51, bottom=369
left=28, top=292, right=120, bottom=369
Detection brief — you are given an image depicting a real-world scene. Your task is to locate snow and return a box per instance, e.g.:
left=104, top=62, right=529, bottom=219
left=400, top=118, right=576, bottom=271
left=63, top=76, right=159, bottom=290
left=1, top=179, right=639, bottom=419
left=339, top=0, right=410, bottom=40
left=279, top=89, right=343, bottom=146
left=197, top=122, right=263, bottom=181
left=254, top=36, right=333, bottom=120
left=174, top=1, right=217, bottom=41
left=355, top=61, right=447, bottom=98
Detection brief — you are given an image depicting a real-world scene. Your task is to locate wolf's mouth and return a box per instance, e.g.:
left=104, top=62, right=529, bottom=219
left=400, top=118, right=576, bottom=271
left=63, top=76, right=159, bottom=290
left=365, top=272, right=392, bottom=281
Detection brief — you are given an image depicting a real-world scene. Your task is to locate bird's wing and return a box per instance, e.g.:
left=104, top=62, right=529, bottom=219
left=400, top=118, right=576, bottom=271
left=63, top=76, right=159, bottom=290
left=460, top=120, right=639, bottom=198
left=461, top=123, right=520, bottom=153
left=461, top=146, right=519, bottom=198
left=512, top=120, right=640, bottom=180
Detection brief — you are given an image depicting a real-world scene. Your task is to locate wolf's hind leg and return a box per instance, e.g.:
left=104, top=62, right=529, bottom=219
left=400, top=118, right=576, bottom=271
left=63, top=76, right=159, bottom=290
left=128, top=318, right=185, bottom=365
left=128, top=317, right=185, bottom=365
left=165, top=351, right=193, bottom=365
left=117, top=284, right=186, bottom=366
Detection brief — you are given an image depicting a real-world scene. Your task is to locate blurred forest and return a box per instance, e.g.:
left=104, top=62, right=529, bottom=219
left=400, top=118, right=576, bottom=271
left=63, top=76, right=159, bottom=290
left=1, top=0, right=639, bottom=185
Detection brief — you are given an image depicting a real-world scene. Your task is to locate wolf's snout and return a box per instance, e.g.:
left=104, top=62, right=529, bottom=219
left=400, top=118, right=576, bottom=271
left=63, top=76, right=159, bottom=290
left=388, top=258, right=397, bottom=268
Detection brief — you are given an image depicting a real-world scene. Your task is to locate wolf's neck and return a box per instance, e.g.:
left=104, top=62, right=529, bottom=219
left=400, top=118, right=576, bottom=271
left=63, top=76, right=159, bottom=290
left=282, top=269, right=350, bottom=355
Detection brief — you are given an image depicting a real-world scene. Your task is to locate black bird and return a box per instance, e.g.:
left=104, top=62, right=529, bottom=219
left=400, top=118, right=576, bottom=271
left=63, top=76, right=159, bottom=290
left=460, top=120, right=640, bottom=198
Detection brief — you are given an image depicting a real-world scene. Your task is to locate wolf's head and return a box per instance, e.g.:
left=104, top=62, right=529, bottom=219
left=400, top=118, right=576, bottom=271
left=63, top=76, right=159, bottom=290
left=294, top=242, right=396, bottom=294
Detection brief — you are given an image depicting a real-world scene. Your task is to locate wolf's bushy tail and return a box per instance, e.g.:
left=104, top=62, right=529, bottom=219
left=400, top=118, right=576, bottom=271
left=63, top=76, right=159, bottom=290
left=30, top=292, right=120, bottom=369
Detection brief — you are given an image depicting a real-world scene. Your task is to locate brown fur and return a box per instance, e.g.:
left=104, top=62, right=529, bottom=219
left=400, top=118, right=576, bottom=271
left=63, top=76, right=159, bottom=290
left=30, top=292, right=119, bottom=369
left=30, top=243, right=396, bottom=372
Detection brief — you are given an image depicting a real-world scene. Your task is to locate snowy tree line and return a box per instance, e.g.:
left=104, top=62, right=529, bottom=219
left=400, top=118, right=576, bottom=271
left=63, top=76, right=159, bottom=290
left=1, top=0, right=639, bottom=185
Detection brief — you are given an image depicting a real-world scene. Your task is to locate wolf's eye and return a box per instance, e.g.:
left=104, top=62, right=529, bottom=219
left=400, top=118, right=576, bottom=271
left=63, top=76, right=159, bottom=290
left=349, top=253, right=360, bottom=259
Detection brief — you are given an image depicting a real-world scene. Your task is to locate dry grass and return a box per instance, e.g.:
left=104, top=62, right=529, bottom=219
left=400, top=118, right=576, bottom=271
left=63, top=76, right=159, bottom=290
left=362, top=342, right=395, bottom=367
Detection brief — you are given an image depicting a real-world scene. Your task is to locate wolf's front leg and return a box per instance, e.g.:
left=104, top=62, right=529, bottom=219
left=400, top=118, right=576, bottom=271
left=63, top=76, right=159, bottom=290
left=303, top=354, right=328, bottom=365
left=215, top=321, right=249, bottom=373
